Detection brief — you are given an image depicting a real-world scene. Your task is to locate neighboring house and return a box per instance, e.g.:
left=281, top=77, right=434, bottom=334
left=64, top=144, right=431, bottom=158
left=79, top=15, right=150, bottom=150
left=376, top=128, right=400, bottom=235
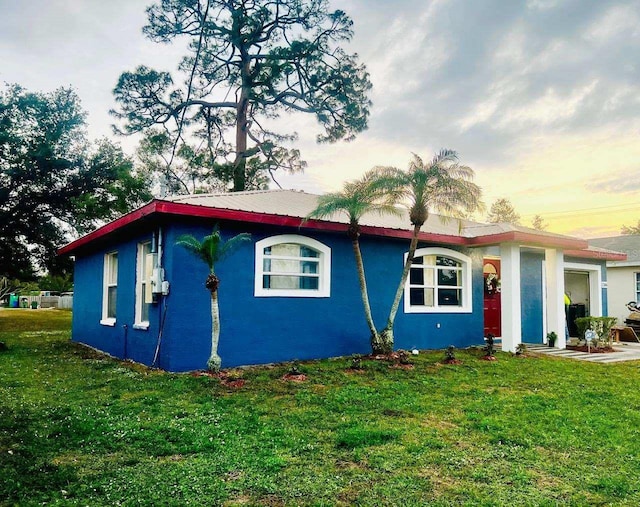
left=590, top=235, right=640, bottom=325
left=58, top=190, right=625, bottom=372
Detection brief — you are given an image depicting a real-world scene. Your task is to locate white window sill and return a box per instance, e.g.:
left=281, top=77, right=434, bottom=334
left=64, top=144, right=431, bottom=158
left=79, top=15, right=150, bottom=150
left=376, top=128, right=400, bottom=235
left=133, top=322, right=150, bottom=331
left=100, top=318, right=116, bottom=327
left=254, top=290, right=330, bottom=298
left=404, top=306, right=472, bottom=314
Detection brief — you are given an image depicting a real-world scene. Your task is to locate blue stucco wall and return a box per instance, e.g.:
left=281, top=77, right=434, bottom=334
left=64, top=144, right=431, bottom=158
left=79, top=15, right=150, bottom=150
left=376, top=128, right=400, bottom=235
left=520, top=251, right=544, bottom=344
left=71, top=221, right=614, bottom=371
left=156, top=220, right=486, bottom=371
left=72, top=230, right=161, bottom=367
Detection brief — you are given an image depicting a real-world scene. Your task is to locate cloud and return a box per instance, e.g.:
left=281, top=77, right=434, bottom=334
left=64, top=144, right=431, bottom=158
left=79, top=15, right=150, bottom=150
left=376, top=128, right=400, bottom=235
left=585, top=175, right=640, bottom=195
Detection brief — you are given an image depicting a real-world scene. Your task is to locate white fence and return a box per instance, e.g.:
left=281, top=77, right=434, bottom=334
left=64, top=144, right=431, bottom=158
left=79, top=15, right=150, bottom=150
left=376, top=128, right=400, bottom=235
left=11, top=295, right=73, bottom=309
left=59, top=296, right=73, bottom=309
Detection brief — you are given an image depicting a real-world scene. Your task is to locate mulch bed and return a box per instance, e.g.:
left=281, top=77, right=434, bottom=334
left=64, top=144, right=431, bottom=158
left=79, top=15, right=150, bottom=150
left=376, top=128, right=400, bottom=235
left=191, top=370, right=247, bottom=387
left=442, top=358, right=463, bottom=365
left=480, top=355, right=497, bottom=361
left=566, top=345, right=616, bottom=354
left=281, top=373, right=307, bottom=382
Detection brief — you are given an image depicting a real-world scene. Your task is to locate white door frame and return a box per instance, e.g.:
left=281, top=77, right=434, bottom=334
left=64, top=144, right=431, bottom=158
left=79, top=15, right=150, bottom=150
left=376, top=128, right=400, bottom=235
left=563, top=262, right=603, bottom=317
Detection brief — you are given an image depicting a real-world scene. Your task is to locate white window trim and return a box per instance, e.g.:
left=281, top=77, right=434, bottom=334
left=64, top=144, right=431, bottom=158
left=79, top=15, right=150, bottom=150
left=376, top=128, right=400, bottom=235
left=101, top=251, right=118, bottom=326
left=254, top=234, right=331, bottom=297
left=635, top=272, right=640, bottom=303
left=404, top=247, right=473, bottom=314
left=134, top=242, right=151, bottom=330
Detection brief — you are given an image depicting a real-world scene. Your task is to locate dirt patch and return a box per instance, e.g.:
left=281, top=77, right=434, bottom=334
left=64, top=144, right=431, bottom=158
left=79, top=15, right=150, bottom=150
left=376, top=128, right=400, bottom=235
left=389, top=363, right=414, bottom=370
left=191, top=370, right=246, bottom=387
left=281, top=373, right=307, bottom=382
left=566, top=345, right=616, bottom=354
left=442, top=358, right=463, bottom=365
left=481, top=355, right=497, bottom=361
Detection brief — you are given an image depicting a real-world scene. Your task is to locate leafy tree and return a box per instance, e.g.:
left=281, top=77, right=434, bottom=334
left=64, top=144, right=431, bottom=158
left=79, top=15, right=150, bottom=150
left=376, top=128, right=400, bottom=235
left=486, top=198, right=520, bottom=225
left=621, top=220, right=640, bottom=235
left=0, top=84, right=152, bottom=276
left=0, top=277, right=25, bottom=303
left=376, top=151, right=482, bottom=353
left=531, top=214, right=547, bottom=231
left=136, top=129, right=269, bottom=195
left=307, top=169, right=399, bottom=354
left=113, top=0, right=372, bottom=192
left=176, top=225, right=251, bottom=371
left=39, top=274, right=73, bottom=293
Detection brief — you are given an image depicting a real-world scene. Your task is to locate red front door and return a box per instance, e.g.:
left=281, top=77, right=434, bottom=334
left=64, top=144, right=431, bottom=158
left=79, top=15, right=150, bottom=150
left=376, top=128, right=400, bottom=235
left=483, top=259, right=501, bottom=337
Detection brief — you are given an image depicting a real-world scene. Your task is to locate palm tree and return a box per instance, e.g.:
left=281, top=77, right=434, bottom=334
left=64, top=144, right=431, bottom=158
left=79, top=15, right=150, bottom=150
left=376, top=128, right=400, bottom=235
left=176, top=225, right=251, bottom=372
left=377, top=150, right=483, bottom=352
left=307, top=168, right=401, bottom=354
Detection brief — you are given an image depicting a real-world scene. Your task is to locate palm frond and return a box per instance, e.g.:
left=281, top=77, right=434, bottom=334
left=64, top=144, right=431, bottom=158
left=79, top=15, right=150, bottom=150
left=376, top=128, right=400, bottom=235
left=177, top=225, right=251, bottom=273
left=176, top=234, right=214, bottom=270
left=307, top=168, right=403, bottom=226
left=218, top=233, right=252, bottom=262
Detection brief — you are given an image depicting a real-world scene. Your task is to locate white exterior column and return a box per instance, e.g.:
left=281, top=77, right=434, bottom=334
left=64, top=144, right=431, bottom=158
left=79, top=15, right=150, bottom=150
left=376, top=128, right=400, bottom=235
left=545, top=248, right=566, bottom=349
left=500, top=243, right=521, bottom=353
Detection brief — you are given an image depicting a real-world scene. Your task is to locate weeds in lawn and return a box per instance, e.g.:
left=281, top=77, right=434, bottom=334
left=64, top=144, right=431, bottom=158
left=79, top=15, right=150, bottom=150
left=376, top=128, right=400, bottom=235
left=3, top=310, right=640, bottom=505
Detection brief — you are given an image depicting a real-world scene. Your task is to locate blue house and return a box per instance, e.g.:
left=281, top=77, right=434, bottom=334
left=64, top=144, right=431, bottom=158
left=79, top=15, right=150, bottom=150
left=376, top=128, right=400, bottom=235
left=59, top=190, right=625, bottom=372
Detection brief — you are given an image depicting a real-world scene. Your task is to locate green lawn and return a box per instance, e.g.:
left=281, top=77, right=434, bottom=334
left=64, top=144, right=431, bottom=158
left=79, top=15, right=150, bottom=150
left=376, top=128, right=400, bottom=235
left=2, top=310, right=640, bottom=506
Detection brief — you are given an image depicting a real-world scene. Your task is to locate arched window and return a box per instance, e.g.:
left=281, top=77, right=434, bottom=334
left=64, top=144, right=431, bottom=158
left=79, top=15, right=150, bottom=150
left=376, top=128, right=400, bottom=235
left=404, top=247, right=473, bottom=313
left=255, top=235, right=331, bottom=297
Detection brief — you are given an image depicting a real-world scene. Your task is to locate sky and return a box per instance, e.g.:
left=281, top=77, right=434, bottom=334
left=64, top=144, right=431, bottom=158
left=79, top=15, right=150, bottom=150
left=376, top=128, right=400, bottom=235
left=1, top=0, right=639, bottom=238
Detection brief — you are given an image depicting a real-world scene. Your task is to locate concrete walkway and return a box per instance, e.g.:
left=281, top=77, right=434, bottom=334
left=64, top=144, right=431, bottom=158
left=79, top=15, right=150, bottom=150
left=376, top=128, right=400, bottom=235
left=525, top=342, right=640, bottom=363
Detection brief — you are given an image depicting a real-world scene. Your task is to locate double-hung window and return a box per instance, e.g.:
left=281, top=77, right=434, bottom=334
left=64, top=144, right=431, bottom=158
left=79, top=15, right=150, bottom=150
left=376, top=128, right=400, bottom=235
left=255, top=235, right=331, bottom=297
left=636, top=272, right=640, bottom=303
left=101, top=252, right=118, bottom=325
left=404, top=247, right=472, bottom=313
left=135, top=242, right=152, bottom=329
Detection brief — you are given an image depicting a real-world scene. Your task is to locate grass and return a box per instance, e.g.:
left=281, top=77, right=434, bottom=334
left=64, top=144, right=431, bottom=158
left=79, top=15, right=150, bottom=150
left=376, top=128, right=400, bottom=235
left=2, top=309, right=640, bottom=506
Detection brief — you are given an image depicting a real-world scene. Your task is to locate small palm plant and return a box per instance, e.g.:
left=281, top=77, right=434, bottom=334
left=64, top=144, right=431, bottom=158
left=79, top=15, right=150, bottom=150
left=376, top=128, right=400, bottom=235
left=307, top=168, right=401, bottom=354
left=375, top=150, right=482, bottom=352
left=176, top=225, right=251, bottom=372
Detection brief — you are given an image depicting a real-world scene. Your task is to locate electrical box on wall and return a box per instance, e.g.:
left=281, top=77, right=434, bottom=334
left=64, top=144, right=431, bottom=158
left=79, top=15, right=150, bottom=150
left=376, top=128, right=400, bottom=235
left=151, top=267, right=165, bottom=295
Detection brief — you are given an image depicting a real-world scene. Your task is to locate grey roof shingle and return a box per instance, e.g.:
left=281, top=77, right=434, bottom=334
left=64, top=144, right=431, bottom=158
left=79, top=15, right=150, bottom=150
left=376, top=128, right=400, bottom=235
left=590, top=235, right=640, bottom=262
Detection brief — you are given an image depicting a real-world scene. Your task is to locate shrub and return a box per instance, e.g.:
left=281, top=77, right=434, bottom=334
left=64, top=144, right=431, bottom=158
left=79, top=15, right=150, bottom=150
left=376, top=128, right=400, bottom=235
left=575, top=317, right=617, bottom=342
left=349, top=355, right=363, bottom=370
left=484, top=334, right=496, bottom=357
left=444, top=345, right=456, bottom=362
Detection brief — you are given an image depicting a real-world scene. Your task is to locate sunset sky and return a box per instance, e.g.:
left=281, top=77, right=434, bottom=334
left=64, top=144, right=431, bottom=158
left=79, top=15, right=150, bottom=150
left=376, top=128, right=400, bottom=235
left=1, top=0, right=639, bottom=237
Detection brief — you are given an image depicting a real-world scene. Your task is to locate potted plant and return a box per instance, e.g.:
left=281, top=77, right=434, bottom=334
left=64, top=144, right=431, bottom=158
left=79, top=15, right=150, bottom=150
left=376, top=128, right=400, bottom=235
left=547, top=331, right=557, bottom=348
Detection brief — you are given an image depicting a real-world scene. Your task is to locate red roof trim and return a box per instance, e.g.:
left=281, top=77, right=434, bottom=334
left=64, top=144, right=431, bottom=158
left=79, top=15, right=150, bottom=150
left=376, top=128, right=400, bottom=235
left=154, top=201, right=468, bottom=245
left=57, top=201, right=159, bottom=255
left=564, top=249, right=627, bottom=261
left=465, top=231, right=587, bottom=250
left=57, top=199, right=595, bottom=255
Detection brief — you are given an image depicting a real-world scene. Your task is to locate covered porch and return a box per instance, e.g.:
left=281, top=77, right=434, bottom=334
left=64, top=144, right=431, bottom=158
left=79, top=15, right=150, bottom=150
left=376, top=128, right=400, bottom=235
left=476, top=234, right=623, bottom=353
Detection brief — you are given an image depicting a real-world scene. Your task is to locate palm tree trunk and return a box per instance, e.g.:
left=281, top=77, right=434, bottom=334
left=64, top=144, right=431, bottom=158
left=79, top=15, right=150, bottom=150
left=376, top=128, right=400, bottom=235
left=207, top=289, right=222, bottom=372
left=379, top=224, right=422, bottom=351
left=351, top=238, right=381, bottom=352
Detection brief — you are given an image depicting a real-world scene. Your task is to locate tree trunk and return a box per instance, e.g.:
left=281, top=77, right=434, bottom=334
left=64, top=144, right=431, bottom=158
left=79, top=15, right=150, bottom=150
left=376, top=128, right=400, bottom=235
left=380, top=224, right=422, bottom=352
left=207, top=289, right=222, bottom=372
left=350, top=238, right=382, bottom=353
left=233, top=60, right=250, bottom=192
left=233, top=97, right=248, bottom=192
